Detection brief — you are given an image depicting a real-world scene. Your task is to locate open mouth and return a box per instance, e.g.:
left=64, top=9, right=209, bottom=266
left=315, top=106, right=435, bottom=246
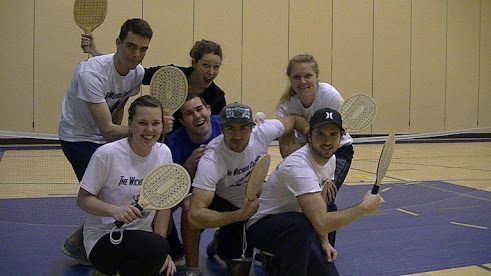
left=193, top=119, right=206, bottom=127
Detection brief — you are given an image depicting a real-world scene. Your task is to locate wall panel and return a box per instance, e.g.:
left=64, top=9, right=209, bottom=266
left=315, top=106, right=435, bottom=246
left=373, top=0, right=411, bottom=134
left=410, top=0, right=446, bottom=133
left=142, top=0, right=193, bottom=101
left=33, top=0, right=142, bottom=133
left=143, top=0, right=193, bottom=68
left=242, top=0, right=289, bottom=117
left=2, top=0, right=490, bottom=135
left=332, top=1, right=373, bottom=100
left=332, top=0, right=373, bottom=132
left=446, top=0, right=480, bottom=130
left=0, top=1, right=34, bottom=132
left=194, top=0, right=243, bottom=104
left=289, top=0, right=333, bottom=83
left=479, top=0, right=491, bottom=127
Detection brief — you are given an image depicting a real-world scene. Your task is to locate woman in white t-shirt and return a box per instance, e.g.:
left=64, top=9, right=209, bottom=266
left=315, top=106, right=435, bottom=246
left=276, top=54, right=354, bottom=247
left=77, top=95, right=176, bottom=276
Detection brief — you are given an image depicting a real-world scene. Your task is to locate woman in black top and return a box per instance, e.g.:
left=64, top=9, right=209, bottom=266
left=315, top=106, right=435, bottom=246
left=81, top=36, right=226, bottom=130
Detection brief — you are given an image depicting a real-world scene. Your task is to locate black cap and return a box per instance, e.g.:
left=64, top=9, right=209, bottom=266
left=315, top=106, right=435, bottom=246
left=219, top=102, right=256, bottom=127
left=310, top=108, right=343, bottom=130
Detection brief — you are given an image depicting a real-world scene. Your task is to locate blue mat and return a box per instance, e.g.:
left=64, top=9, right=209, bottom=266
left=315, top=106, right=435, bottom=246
left=1, top=181, right=490, bottom=275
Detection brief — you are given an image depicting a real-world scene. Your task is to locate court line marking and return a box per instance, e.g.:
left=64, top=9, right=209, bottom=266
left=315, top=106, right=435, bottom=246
left=449, top=221, right=488, bottom=230
left=396, top=208, right=419, bottom=216
left=481, top=263, right=491, bottom=271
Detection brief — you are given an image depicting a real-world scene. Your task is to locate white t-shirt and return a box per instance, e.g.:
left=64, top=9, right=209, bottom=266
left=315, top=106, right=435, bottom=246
left=277, top=82, right=353, bottom=147
left=192, top=119, right=285, bottom=207
left=59, top=54, right=144, bottom=144
left=248, top=144, right=336, bottom=227
left=81, top=138, right=173, bottom=255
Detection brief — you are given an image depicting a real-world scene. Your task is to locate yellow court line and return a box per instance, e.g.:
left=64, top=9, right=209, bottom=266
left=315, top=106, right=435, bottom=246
left=396, top=208, right=420, bottom=216
left=450, top=221, right=488, bottom=230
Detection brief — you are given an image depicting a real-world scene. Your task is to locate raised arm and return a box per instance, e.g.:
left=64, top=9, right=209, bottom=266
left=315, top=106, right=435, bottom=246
left=277, top=115, right=309, bottom=157
left=81, top=33, right=103, bottom=57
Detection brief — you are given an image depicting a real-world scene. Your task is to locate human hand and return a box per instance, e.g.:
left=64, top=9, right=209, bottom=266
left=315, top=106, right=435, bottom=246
left=80, top=33, right=97, bottom=55
left=163, top=116, right=174, bottom=135
left=183, top=145, right=206, bottom=173
left=254, top=112, right=266, bottom=125
left=321, top=180, right=337, bottom=203
left=238, top=197, right=259, bottom=221
left=112, top=205, right=141, bottom=225
left=321, top=239, right=337, bottom=263
left=159, top=255, right=176, bottom=276
left=360, top=190, right=384, bottom=214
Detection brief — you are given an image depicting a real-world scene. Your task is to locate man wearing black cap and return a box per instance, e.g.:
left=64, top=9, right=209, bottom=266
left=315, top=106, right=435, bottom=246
left=183, top=102, right=309, bottom=276
left=247, top=108, right=383, bottom=276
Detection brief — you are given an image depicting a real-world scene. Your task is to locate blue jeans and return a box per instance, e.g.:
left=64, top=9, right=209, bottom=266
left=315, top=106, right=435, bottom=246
left=60, top=140, right=102, bottom=181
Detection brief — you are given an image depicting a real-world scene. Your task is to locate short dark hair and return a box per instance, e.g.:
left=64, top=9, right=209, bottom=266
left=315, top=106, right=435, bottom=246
left=189, top=39, right=223, bottom=62
left=175, top=94, right=209, bottom=120
left=118, top=18, right=153, bottom=42
left=128, top=95, right=162, bottom=122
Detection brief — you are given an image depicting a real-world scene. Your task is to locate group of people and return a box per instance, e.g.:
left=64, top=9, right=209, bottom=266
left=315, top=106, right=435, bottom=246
left=59, top=18, right=383, bottom=276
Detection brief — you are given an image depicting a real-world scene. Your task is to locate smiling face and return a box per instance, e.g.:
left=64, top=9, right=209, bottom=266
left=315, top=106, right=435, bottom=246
left=179, top=96, right=213, bottom=143
left=288, top=62, right=319, bottom=105
left=191, top=53, right=222, bottom=91
left=307, top=123, right=342, bottom=165
left=128, top=105, right=163, bottom=156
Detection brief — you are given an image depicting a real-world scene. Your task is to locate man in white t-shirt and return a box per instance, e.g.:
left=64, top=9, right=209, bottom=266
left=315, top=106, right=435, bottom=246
left=59, top=18, right=153, bottom=265
left=183, top=102, right=309, bottom=276
left=247, top=108, right=383, bottom=276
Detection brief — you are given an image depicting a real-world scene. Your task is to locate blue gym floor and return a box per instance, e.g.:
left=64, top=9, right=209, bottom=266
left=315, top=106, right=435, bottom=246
left=1, top=181, right=490, bottom=275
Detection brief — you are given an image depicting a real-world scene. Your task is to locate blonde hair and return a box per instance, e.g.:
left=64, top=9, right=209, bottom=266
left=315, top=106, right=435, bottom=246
left=277, top=54, right=320, bottom=107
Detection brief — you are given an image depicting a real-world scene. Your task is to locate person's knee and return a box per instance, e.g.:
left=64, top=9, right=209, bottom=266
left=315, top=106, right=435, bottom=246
left=226, top=260, right=251, bottom=276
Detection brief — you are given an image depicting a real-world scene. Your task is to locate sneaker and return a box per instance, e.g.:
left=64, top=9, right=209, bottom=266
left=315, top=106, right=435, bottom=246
left=184, top=267, right=202, bottom=276
left=206, top=230, right=219, bottom=257
left=253, top=253, right=263, bottom=267
left=90, top=270, right=111, bottom=276
left=254, top=250, right=274, bottom=269
left=173, top=256, right=186, bottom=268
left=61, top=238, right=91, bottom=266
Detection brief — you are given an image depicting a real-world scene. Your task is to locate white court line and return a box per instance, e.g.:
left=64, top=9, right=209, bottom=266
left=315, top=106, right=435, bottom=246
left=450, top=221, right=488, bottom=230
left=381, top=187, right=391, bottom=192
left=396, top=208, right=419, bottom=216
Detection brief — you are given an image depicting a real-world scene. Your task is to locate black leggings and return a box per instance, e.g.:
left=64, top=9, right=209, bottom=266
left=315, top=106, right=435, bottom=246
left=89, top=230, right=169, bottom=276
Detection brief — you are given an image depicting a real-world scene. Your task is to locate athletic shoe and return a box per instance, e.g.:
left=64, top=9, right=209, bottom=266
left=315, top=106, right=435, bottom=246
left=61, top=238, right=91, bottom=266
left=206, top=230, right=219, bottom=257
left=184, top=267, right=202, bottom=276
left=253, top=252, right=263, bottom=267
left=173, top=256, right=186, bottom=268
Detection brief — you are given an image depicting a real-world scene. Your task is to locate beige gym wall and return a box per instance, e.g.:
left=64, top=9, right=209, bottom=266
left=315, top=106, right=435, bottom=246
left=0, top=0, right=489, bottom=135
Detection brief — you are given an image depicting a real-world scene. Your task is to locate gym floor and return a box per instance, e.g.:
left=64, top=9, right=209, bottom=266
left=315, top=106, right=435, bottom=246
left=1, top=139, right=490, bottom=275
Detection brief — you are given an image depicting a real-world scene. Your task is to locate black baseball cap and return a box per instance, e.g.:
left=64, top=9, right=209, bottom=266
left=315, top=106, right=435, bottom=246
left=310, top=108, right=343, bottom=130
left=219, top=102, right=256, bottom=127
